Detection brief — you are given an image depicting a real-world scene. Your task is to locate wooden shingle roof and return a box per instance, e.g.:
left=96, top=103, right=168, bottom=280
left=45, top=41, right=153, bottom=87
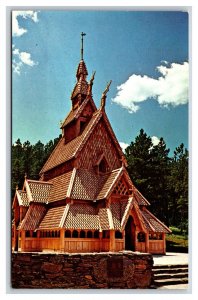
left=64, top=203, right=100, bottom=230
left=48, top=171, right=73, bottom=202
left=27, top=180, right=52, bottom=203
left=140, top=208, right=172, bottom=233
left=39, top=205, right=66, bottom=229
left=40, top=110, right=102, bottom=174
left=20, top=203, right=47, bottom=231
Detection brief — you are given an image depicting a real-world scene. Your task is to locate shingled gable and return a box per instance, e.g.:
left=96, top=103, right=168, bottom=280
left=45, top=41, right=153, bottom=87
left=40, top=108, right=126, bottom=176
left=12, top=34, right=171, bottom=255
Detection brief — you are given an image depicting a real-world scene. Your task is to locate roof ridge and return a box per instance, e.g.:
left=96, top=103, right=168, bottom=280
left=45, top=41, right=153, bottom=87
left=121, top=196, right=133, bottom=230
left=101, top=110, right=127, bottom=167
left=27, top=179, right=53, bottom=185
left=59, top=204, right=70, bottom=228
left=103, top=167, right=123, bottom=199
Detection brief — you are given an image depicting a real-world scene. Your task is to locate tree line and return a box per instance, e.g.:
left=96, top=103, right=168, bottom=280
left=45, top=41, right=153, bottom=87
left=12, top=129, right=188, bottom=233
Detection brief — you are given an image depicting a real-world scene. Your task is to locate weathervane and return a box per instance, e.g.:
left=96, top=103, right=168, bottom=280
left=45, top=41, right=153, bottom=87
left=81, top=32, right=86, bottom=60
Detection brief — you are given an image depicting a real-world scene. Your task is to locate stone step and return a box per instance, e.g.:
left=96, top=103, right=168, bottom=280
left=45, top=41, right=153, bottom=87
left=153, top=264, right=188, bottom=269
left=153, top=267, right=188, bottom=274
left=154, top=277, right=188, bottom=286
left=154, top=272, right=188, bottom=280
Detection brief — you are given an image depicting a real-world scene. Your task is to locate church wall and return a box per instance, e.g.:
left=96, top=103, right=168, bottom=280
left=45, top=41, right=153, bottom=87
left=76, top=120, right=121, bottom=171
left=12, top=251, right=153, bottom=289
left=42, top=160, right=74, bottom=181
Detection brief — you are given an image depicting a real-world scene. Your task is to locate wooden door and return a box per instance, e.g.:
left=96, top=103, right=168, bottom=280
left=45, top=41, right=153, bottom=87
left=125, top=216, right=136, bottom=251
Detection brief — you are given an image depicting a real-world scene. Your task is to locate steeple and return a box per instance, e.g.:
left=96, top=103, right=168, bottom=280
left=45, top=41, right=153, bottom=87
left=71, top=33, right=89, bottom=109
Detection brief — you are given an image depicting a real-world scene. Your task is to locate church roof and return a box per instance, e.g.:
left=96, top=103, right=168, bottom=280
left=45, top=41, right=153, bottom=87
left=133, top=187, right=150, bottom=206
left=26, top=180, right=52, bottom=203
left=39, top=205, right=66, bottom=229
left=20, top=203, right=47, bottom=231
left=64, top=203, right=100, bottom=230
left=48, top=171, right=74, bottom=202
left=40, top=110, right=102, bottom=174
left=13, top=190, right=29, bottom=207
left=61, top=97, right=97, bottom=128
left=140, top=208, right=172, bottom=233
left=40, top=109, right=126, bottom=175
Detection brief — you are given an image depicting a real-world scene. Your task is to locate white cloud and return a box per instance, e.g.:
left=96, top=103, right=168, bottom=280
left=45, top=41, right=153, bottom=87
left=151, top=136, right=160, bottom=146
left=119, top=142, right=129, bottom=152
left=12, top=11, right=39, bottom=37
left=12, top=46, right=37, bottom=75
left=112, top=62, right=189, bottom=113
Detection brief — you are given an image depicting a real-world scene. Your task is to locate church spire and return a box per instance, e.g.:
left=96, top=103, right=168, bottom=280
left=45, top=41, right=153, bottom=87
left=71, top=33, right=89, bottom=108
left=81, top=32, right=86, bottom=60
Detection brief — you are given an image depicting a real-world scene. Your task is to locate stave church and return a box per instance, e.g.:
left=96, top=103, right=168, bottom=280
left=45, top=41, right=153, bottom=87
left=12, top=33, right=171, bottom=254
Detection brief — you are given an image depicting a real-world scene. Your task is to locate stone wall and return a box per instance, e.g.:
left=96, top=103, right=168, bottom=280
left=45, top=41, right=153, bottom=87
left=11, top=251, right=153, bottom=289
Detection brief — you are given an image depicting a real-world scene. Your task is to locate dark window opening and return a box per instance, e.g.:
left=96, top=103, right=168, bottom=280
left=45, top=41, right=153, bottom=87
left=99, top=158, right=108, bottom=173
left=115, top=231, right=123, bottom=239
left=137, top=232, right=145, bottom=242
left=94, top=230, right=99, bottom=238
left=87, top=231, right=93, bottom=238
left=25, top=231, right=30, bottom=238
left=72, top=230, right=78, bottom=238
left=80, top=230, right=86, bottom=238
left=32, top=231, right=37, bottom=238
left=65, top=230, right=71, bottom=238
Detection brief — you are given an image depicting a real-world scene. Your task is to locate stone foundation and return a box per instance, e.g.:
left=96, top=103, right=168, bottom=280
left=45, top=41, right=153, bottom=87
left=11, top=251, right=153, bottom=289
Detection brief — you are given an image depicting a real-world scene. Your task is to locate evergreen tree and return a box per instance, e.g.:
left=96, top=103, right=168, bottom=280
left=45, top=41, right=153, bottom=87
left=168, top=143, right=188, bottom=232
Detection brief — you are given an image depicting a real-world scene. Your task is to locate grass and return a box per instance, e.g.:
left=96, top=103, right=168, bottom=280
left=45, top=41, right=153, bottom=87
left=166, top=226, right=188, bottom=253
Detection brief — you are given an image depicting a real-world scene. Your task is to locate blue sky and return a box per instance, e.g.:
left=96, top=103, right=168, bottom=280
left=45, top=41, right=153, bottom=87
left=12, top=10, right=189, bottom=154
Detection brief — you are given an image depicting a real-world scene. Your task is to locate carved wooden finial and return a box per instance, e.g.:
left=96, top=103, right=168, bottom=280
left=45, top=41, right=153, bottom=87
left=81, top=32, right=86, bottom=60
left=24, top=173, right=27, bottom=180
left=100, top=80, right=112, bottom=109
left=88, top=71, right=96, bottom=95
left=16, top=184, right=18, bottom=190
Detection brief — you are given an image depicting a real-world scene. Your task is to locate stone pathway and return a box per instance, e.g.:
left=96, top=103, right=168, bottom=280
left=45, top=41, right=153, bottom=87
left=153, top=252, right=188, bottom=266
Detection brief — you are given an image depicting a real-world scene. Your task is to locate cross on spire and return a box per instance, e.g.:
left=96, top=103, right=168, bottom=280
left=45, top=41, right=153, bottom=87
left=81, top=32, right=86, bottom=60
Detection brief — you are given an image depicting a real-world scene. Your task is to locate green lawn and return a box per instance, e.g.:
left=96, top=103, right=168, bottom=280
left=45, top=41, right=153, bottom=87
left=166, top=226, right=188, bottom=253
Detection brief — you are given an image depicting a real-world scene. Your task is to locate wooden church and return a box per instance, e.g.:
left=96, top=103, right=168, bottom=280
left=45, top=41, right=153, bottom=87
left=12, top=33, right=171, bottom=255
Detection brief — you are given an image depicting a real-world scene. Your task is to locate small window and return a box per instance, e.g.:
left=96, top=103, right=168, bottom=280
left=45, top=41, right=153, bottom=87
left=25, top=231, right=30, bottom=238
left=72, top=230, right=78, bottom=238
left=99, top=158, right=107, bottom=173
left=32, top=231, right=37, bottom=238
left=87, top=231, right=93, bottom=238
left=80, top=230, right=86, bottom=238
left=115, top=231, right=122, bottom=239
left=94, top=230, right=99, bottom=238
left=137, top=232, right=145, bottom=242
left=65, top=230, right=71, bottom=238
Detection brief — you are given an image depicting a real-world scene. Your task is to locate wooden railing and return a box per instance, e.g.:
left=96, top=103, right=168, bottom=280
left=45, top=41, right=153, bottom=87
left=22, top=237, right=125, bottom=253
left=64, top=238, right=100, bottom=252
left=149, top=240, right=164, bottom=254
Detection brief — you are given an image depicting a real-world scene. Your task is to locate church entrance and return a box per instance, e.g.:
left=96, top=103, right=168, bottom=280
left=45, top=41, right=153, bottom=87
left=125, top=216, right=136, bottom=251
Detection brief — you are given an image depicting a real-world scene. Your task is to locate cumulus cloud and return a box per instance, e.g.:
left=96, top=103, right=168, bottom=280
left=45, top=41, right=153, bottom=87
left=119, top=142, right=129, bottom=153
left=12, top=11, right=39, bottom=37
left=12, top=46, right=37, bottom=75
left=112, top=62, right=189, bottom=113
left=151, top=136, right=160, bottom=146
